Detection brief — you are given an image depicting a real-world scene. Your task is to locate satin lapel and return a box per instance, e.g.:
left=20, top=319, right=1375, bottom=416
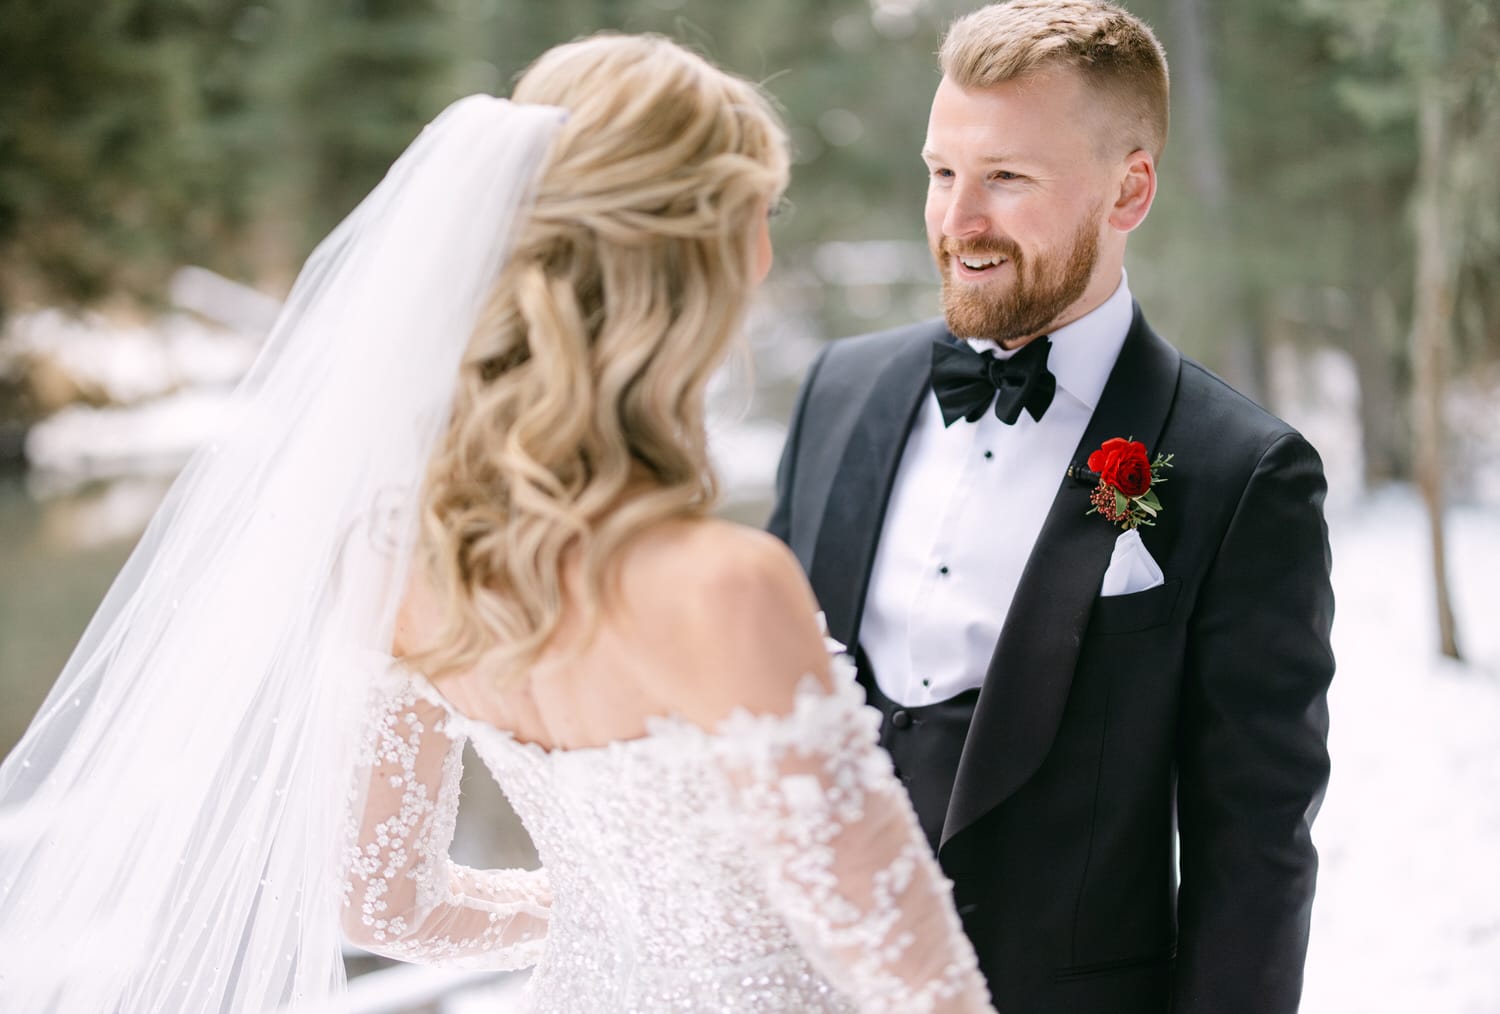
left=941, top=305, right=1182, bottom=849
left=807, top=328, right=938, bottom=649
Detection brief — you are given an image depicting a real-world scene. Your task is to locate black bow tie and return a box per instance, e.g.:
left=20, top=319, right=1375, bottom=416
left=930, top=336, right=1057, bottom=427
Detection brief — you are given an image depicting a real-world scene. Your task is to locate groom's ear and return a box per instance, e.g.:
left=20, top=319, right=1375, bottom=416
left=1107, top=149, right=1156, bottom=234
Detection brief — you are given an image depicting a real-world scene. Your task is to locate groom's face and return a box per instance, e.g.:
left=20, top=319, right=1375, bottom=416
left=923, top=67, right=1116, bottom=347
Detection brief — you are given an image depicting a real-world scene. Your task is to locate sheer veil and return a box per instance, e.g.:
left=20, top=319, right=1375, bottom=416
left=0, top=96, right=564, bottom=1012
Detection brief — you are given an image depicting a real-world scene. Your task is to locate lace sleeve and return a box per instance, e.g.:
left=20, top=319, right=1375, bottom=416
left=341, top=662, right=549, bottom=970
left=714, top=655, right=996, bottom=1013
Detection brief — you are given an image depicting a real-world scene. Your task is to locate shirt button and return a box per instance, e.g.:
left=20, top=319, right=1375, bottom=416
left=891, top=710, right=912, bottom=729
left=983, top=450, right=994, bottom=460
left=938, top=564, right=950, bottom=576
left=921, top=678, right=931, bottom=688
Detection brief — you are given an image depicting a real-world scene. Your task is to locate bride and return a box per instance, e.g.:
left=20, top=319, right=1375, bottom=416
left=0, top=33, right=995, bottom=1013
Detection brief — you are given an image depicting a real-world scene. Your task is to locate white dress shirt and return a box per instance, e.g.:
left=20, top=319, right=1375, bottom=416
left=859, top=273, right=1134, bottom=706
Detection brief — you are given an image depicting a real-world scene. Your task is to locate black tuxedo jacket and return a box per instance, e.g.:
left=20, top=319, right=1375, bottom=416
left=767, top=307, right=1334, bottom=1014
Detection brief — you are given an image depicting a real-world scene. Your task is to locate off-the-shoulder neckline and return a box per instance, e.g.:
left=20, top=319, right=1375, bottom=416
left=404, top=653, right=862, bottom=761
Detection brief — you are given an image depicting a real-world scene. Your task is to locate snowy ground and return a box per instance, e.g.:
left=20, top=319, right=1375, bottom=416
left=1302, top=490, right=1500, bottom=1014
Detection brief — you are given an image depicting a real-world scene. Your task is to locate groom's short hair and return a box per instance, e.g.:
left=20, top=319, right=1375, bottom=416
left=940, top=0, right=1170, bottom=162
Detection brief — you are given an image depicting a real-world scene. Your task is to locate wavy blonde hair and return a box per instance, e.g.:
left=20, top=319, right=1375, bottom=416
left=408, top=34, right=790, bottom=683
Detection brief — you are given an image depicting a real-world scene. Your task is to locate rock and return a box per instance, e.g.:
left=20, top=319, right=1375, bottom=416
left=20, top=350, right=114, bottom=414
left=0, top=420, right=26, bottom=469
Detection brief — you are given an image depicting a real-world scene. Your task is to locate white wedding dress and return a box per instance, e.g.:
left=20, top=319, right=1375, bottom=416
left=344, top=651, right=997, bottom=1012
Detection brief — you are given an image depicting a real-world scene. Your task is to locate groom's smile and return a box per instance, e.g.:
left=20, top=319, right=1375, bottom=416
left=952, top=252, right=1009, bottom=278
left=944, top=239, right=1016, bottom=283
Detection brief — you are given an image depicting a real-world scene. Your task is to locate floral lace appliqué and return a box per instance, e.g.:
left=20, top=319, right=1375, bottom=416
left=341, top=653, right=994, bottom=1011
left=342, top=668, right=548, bottom=970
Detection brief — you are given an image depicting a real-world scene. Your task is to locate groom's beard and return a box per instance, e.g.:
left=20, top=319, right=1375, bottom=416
left=934, top=212, right=1101, bottom=347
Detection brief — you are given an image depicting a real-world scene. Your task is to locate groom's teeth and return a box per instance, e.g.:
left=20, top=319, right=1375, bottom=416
left=959, top=256, right=1002, bottom=269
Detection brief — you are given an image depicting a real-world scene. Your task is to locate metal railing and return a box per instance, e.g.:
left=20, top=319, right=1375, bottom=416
left=343, top=946, right=527, bottom=1014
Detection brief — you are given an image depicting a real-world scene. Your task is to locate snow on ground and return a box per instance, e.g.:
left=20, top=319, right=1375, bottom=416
left=24, top=389, right=235, bottom=482
left=1274, top=348, right=1500, bottom=1010
left=1302, top=490, right=1500, bottom=1013
left=5, top=308, right=259, bottom=407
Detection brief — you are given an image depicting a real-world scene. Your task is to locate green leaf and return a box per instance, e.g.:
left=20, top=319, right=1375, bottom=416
left=1114, top=490, right=1128, bottom=514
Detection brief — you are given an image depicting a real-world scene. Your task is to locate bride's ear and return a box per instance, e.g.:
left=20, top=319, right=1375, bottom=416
left=393, top=560, right=442, bottom=659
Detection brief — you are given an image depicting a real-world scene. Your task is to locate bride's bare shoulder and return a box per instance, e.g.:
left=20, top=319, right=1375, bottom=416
left=619, top=518, right=832, bottom=727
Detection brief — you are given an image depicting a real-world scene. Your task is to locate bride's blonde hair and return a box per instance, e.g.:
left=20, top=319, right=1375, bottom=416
left=409, top=34, right=790, bottom=682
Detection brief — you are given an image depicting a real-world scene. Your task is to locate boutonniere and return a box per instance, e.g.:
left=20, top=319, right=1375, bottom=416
left=1075, top=437, right=1174, bottom=530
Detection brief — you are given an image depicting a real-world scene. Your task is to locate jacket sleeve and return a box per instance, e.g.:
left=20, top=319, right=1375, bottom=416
left=1173, top=431, right=1335, bottom=1012
left=342, top=665, right=549, bottom=969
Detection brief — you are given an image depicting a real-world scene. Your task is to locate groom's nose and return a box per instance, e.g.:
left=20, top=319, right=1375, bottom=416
left=939, top=183, right=991, bottom=241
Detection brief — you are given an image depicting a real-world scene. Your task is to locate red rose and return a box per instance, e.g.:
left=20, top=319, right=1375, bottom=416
left=1089, top=438, right=1152, bottom=498
left=1087, top=437, right=1131, bottom=472
left=1109, top=452, right=1153, bottom=497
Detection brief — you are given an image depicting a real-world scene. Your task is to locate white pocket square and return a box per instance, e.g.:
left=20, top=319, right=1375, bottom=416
left=1099, top=528, right=1165, bottom=597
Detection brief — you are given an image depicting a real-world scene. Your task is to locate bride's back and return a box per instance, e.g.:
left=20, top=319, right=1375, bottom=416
left=368, top=506, right=995, bottom=1013
left=381, top=517, right=869, bottom=1013
left=399, top=516, right=831, bottom=753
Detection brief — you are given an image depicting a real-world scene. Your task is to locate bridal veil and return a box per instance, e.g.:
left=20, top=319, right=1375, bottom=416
left=0, top=96, right=563, bottom=1012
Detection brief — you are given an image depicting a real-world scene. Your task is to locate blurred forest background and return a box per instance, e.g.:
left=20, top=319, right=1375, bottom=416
left=3, top=0, right=1498, bottom=452
left=2, top=2, right=1499, bottom=1007
left=2, top=0, right=1499, bottom=655
left=1, top=0, right=1497, bottom=701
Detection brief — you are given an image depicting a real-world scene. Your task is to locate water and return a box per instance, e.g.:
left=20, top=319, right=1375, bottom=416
left=0, top=476, right=147, bottom=758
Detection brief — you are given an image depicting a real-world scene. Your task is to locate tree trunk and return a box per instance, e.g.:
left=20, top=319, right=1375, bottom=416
left=1342, top=286, right=1408, bottom=485
left=1168, top=0, right=1269, bottom=407
left=1410, top=75, right=1462, bottom=660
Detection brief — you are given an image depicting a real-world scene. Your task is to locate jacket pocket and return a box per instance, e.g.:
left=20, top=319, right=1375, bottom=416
left=1053, top=947, right=1175, bottom=983
left=1089, top=578, right=1182, bottom=636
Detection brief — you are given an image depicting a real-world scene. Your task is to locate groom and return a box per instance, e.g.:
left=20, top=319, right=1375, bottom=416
left=768, top=2, right=1334, bottom=1012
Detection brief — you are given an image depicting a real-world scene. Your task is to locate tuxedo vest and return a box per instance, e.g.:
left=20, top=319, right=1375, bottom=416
left=853, top=644, right=978, bottom=856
